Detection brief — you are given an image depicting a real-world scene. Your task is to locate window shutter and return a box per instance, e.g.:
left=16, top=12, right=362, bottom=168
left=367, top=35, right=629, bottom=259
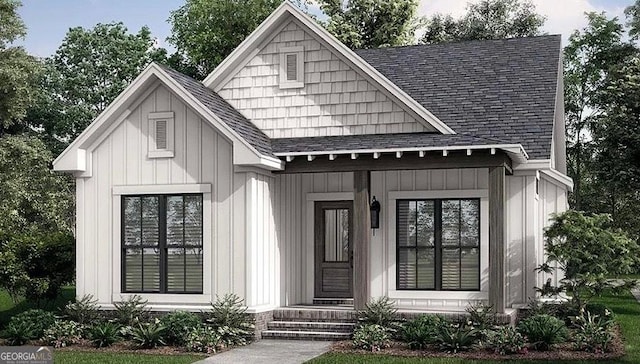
left=155, top=120, right=167, bottom=150
left=286, top=54, right=298, bottom=81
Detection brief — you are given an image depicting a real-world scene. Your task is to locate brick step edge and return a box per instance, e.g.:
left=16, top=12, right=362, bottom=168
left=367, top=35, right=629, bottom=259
left=261, top=330, right=352, bottom=341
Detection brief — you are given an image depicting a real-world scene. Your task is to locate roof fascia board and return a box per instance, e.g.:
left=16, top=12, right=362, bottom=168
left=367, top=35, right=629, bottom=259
left=202, top=2, right=455, bottom=135
left=273, top=143, right=526, bottom=157
left=513, top=159, right=551, bottom=171
left=540, top=168, right=574, bottom=191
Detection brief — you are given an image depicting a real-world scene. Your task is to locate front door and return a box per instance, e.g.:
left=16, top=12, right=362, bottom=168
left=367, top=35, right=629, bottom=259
left=314, top=201, right=353, bottom=298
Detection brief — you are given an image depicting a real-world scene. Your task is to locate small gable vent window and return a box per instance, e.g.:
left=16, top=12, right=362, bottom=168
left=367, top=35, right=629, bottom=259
left=279, top=46, right=304, bottom=89
left=148, top=111, right=174, bottom=158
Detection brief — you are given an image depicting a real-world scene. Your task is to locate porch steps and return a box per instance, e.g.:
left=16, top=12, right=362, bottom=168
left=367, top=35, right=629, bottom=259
left=261, top=307, right=357, bottom=341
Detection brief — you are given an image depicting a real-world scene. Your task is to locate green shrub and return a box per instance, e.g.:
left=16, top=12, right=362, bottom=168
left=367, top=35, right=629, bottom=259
left=8, top=309, right=56, bottom=339
left=42, top=320, right=84, bottom=348
left=63, top=294, right=100, bottom=325
left=131, top=321, right=166, bottom=349
left=572, top=310, right=616, bottom=353
left=89, top=322, right=121, bottom=348
left=401, top=315, right=444, bottom=350
left=466, top=303, right=496, bottom=331
left=486, top=326, right=526, bottom=355
left=184, top=326, right=222, bottom=354
left=113, top=295, right=149, bottom=326
left=160, top=311, right=203, bottom=346
left=518, top=314, right=568, bottom=351
left=353, top=324, right=390, bottom=352
left=435, top=323, right=479, bottom=353
left=206, top=294, right=254, bottom=346
left=357, top=296, right=397, bottom=328
left=3, top=320, right=36, bottom=346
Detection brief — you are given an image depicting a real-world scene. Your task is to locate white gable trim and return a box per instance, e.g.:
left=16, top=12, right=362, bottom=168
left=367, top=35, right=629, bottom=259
left=54, top=63, right=283, bottom=174
left=202, top=2, right=455, bottom=135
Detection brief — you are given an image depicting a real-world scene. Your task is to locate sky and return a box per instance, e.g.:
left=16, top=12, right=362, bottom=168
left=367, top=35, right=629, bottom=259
left=16, top=0, right=636, bottom=58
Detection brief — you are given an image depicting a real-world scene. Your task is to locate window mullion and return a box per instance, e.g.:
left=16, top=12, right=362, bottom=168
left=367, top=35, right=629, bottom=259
left=140, top=196, right=144, bottom=292
left=183, top=196, right=187, bottom=293
left=435, top=200, right=442, bottom=291
left=159, top=196, right=167, bottom=294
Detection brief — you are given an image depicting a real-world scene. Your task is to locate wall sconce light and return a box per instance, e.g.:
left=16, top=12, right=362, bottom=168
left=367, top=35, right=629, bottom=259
left=370, top=196, right=381, bottom=229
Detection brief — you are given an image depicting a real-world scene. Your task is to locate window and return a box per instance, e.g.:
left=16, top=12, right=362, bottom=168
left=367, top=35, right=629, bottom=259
left=397, top=199, right=480, bottom=291
left=148, top=112, right=174, bottom=158
left=122, top=194, right=203, bottom=294
left=279, top=46, right=304, bottom=89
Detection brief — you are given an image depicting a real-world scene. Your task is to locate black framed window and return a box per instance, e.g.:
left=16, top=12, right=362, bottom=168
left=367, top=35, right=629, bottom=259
left=122, top=194, right=203, bottom=294
left=397, top=199, right=480, bottom=291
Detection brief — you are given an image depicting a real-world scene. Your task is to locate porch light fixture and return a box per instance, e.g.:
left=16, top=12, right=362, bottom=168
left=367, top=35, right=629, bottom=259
left=370, top=196, right=381, bottom=230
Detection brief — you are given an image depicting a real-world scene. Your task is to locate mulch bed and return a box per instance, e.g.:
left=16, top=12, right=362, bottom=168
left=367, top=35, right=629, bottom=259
left=331, top=327, right=625, bottom=361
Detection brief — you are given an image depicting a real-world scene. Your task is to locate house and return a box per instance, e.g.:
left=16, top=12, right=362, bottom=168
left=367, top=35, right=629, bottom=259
left=53, top=1, right=571, bottom=335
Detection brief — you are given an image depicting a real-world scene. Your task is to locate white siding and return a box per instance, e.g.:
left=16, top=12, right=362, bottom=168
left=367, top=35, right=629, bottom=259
left=76, top=85, right=236, bottom=308
left=218, top=20, right=432, bottom=138
left=538, top=176, right=569, bottom=289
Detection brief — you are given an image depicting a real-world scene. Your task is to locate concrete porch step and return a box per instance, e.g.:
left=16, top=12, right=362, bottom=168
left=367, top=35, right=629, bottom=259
left=267, top=320, right=355, bottom=332
left=312, top=298, right=354, bottom=306
left=261, top=330, right=352, bottom=341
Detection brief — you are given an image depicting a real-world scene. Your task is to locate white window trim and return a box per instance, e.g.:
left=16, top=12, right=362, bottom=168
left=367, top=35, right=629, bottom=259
left=111, top=184, right=213, bottom=304
left=387, top=189, right=490, bottom=301
left=279, top=46, right=304, bottom=89
left=148, top=111, right=175, bottom=159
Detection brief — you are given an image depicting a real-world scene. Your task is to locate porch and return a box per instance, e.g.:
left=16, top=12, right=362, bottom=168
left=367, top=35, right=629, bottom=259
left=272, top=146, right=515, bottom=315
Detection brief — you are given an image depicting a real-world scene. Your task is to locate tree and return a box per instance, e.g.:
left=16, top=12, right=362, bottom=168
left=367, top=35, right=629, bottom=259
left=33, top=23, right=158, bottom=145
left=168, top=0, right=282, bottom=80
left=563, top=13, right=636, bottom=211
left=422, top=0, right=545, bottom=44
left=0, top=135, right=74, bottom=234
left=538, top=210, right=639, bottom=309
left=0, top=0, right=40, bottom=135
left=316, top=0, right=420, bottom=49
left=626, top=0, right=640, bottom=40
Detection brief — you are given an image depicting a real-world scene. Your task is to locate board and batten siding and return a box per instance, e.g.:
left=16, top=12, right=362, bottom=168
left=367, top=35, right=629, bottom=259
left=217, top=20, right=432, bottom=139
left=75, top=84, right=238, bottom=307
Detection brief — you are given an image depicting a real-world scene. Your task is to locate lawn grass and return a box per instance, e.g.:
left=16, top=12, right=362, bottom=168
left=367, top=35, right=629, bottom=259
left=308, top=291, right=640, bottom=364
left=54, top=352, right=204, bottom=364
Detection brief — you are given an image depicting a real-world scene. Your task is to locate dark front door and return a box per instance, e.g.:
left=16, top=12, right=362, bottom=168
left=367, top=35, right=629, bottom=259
left=315, top=201, right=353, bottom=298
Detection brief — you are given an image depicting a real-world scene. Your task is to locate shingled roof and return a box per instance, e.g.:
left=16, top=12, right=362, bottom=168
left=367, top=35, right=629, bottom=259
left=354, top=35, right=561, bottom=160
left=159, top=64, right=275, bottom=157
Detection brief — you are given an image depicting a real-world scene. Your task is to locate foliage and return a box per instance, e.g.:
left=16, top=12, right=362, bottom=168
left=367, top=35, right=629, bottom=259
left=357, top=296, right=398, bottom=328
left=435, top=322, right=479, bottom=353
left=571, top=309, right=616, bottom=353
left=32, top=23, right=159, bottom=146
left=0, top=135, right=74, bottom=234
left=159, top=311, right=203, bottom=346
left=168, top=0, right=281, bottom=79
left=8, top=309, right=56, bottom=339
left=316, top=0, right=420, bottom=49
left=0, top=232, right=75, bottom=303
left=352, top=324, right=390, bottom=352
left=0, top=0, right=40, bottom=135
left=3, top=320, right=35, bottom=345
left=485, top=326, right=526, bottom=355
left=113, top=295, right=149, bottom=326
left=89, top=322, right=121, bottom=348
left=63, top=295, right=100, bottom=325
left=517, top=314, right=568, bottom=351
left=184, top=325, right=222, bottom=354
left=626, top=0, right=640, bottom=40
left=422, top=0, right=545, bottom=44
left=538, top=210, right=640, bottom=308
left=206, top=294, right=254, bottom=346
left=465, top=302, right=496, bottom=331
left=130, top=320, right=167, bottom=349
left=400, top=314, right=444, bottom=350
left=42, top=319, right=84, bottom=348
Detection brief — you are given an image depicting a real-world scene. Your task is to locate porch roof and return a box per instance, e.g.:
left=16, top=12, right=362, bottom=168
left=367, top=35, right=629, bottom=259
left=271, top=133, right=528, bottom=164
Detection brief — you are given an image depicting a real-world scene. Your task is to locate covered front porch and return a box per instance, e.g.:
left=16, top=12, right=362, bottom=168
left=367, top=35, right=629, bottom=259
left=272, top=145, right=518, bottom=315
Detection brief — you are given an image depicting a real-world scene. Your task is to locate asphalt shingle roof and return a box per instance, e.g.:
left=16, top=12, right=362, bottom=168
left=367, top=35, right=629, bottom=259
left=354, top=35, right=561, bottom=159
left=271, top=133, right=511, bottom=154
left=159, top=64, right=275, bottom=157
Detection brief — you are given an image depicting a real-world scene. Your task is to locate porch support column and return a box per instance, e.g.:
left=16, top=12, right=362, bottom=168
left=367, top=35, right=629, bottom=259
left=353, top=170, right=371, bottom=310
left=489, top=166, right=506, bottom=314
